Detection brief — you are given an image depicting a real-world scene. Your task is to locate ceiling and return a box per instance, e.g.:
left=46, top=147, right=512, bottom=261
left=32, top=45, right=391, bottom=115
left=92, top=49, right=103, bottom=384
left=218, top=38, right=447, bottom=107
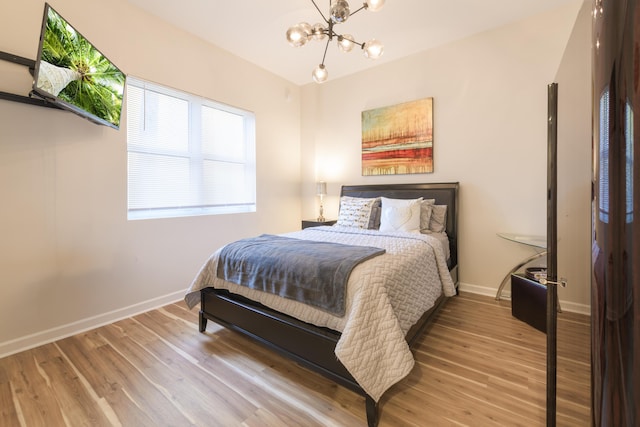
left=127, top=0, right=578, bottom=86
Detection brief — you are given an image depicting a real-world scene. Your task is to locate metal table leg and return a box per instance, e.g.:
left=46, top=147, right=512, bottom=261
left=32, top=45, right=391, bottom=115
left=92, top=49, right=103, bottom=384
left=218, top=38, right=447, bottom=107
left=495, top=251, right=547, bottom=300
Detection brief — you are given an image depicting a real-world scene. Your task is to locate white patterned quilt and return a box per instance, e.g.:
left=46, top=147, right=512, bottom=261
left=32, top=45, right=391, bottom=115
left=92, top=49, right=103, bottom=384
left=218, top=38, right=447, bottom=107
left=184, top=226, right=456, bottom=401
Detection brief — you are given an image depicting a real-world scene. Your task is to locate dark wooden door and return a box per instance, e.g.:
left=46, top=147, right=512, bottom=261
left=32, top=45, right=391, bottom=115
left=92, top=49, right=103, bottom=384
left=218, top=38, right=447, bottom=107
left=592, top=1, right=640, bottom=425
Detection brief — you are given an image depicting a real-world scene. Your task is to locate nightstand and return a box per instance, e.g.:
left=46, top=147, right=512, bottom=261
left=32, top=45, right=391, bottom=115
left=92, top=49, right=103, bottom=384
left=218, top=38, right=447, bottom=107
left=301, top=219, right=337, bottom=229
left=511, top=273, right=547, bottom=333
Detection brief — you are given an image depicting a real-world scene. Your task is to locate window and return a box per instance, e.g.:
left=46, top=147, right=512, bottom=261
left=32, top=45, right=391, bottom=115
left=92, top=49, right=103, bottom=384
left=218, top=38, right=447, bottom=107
left=624, top=101, right=633, bottom=224
left=598, top=89, right=609, bottom=223
left=126, top=77, right=256, bottom=220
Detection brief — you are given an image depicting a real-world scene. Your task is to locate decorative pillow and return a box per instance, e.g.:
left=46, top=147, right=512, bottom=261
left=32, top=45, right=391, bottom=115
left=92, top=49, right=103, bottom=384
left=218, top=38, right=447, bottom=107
left=429, top=204, right=448, bottom=233
left=337, top=196, right=377, bottom=229
left=368, top=198, right=382, bottom=229
left=420, top=202, right=434, bottom=233
left=379, top=197, right=422, bottom=233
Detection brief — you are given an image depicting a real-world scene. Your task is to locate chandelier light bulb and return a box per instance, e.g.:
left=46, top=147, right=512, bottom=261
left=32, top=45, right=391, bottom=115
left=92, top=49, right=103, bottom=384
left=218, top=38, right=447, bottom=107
left=312, top=64, right=328, bottom=83
left=330, top=0, right=350, bottom=23
left=364, top=0, right=385, bottom=12
left=363, top=39, right=384, bottom=59
left=311, top=23, right=326, bottom=41
left=299, top=22, right=312, bottom=37
left=338, top=34, right=355, bottom=53
left=286, top=23, right=311, bottom=47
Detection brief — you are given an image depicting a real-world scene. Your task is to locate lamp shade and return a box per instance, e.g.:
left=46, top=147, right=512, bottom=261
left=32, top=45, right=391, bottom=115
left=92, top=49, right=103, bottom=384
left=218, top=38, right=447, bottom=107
left=311, top=23, right=326, bottom=41
left=363, top=39, right=384, bottom=59
left=312, top=65, right=328, bottom=83
left=330, top=0, right=350, bottom=23
left=316, top=181, right=327, bottom=196
left=338, top=34, right=355, bottom=53
left=365, top=0, right=385, bottom=12
left=286, top=23, right=310, bottom=47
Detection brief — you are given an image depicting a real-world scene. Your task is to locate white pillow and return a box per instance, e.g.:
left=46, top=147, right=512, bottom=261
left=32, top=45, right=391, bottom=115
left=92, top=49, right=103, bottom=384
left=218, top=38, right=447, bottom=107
left=379, top=197, right=422, bottom=233
left=336, top=196, right=377, bottom=229
left=429, top=204, right=448, bottom=233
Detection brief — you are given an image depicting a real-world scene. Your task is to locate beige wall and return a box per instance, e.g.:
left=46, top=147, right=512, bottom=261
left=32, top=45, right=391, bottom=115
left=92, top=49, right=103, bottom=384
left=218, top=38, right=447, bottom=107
left=0, top=0, right=302, bottom=355
left=300, top=0, right=591, bottom=312
left=554, top=1, right=592, bottom=315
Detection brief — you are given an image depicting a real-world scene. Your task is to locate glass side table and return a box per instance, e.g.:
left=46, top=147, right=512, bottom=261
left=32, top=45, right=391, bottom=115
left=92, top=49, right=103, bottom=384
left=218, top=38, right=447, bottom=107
left=495, top=232, right=547, bottom=301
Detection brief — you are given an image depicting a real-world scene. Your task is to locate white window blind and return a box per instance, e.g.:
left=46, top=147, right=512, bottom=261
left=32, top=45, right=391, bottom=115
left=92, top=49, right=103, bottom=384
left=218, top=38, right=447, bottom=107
left=598, top=89, right=609, bottom=223
left=126, top=77, right=256, bottom=220
left=625, top=101, right=633, bottom=224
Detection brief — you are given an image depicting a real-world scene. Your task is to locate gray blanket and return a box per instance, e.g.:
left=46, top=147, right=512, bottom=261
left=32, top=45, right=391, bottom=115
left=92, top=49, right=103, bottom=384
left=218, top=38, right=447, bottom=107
left=216, top=234, right=386, bottom=316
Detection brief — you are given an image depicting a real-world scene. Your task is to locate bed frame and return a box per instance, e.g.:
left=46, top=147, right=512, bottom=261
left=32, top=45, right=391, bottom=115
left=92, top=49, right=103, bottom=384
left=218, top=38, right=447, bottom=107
left=198, top=182, right=459, bottom=426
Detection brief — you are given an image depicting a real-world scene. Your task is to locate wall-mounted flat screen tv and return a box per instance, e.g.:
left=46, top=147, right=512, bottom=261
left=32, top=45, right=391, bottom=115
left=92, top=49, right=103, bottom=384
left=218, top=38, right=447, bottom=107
left=32, top=3, right=126, bottom=129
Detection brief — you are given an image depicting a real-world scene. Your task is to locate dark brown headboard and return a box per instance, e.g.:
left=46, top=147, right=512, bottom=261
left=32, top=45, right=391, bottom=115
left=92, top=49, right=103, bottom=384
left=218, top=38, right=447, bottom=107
left=340, top=182, right=459, bottom=270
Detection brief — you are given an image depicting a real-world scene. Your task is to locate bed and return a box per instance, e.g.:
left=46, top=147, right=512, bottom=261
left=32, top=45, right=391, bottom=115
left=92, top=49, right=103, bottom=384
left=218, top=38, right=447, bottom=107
left=185, top=182, right=459, bottom=426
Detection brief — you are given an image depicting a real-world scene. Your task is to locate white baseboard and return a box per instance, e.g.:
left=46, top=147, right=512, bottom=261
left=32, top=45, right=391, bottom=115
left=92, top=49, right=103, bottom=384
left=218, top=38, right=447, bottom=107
left=458, top=282, right=591, bottom=316
left=0, top=290, right=187, bottom=359
left=458, top=282, right=504, bottom=299
left=1, top=282, right=591, bottom=360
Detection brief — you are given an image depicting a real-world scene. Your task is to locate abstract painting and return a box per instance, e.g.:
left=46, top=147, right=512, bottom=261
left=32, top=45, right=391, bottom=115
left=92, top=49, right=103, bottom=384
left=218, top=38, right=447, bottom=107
left=361, top=98, right=433, bottom=176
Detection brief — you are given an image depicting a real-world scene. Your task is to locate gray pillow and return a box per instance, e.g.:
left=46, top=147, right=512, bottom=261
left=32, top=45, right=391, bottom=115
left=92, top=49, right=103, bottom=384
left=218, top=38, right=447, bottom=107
left=429, top=205, right=448, bottom=233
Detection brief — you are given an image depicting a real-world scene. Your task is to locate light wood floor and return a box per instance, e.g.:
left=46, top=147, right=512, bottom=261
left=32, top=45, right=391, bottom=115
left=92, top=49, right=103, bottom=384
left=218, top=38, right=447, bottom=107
left=0, top=292, right=590, bottom=426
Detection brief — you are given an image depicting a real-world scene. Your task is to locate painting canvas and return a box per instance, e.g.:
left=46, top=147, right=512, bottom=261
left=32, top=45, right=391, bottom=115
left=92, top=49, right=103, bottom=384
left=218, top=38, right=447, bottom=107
left=362, top=98, right=433, bottom=176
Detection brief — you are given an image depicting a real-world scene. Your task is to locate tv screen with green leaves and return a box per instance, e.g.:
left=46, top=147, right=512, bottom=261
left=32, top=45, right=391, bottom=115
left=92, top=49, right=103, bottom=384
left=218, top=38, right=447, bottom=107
left=32, top=3, right=126, bottom=129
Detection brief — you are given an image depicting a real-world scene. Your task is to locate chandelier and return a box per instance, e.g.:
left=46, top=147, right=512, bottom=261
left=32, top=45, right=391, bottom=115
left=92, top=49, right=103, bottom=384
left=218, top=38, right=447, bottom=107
left=286, top=0, right=386, bottom=83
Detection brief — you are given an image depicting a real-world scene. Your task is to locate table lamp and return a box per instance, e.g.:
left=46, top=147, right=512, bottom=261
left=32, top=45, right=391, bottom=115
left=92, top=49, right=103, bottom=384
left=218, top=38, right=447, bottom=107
left=316, top=181, right=327, bottom=222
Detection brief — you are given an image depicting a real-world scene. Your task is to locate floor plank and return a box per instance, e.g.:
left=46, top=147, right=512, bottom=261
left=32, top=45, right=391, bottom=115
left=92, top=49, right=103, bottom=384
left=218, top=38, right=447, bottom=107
left=0, top=292, right=590, bottom=426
